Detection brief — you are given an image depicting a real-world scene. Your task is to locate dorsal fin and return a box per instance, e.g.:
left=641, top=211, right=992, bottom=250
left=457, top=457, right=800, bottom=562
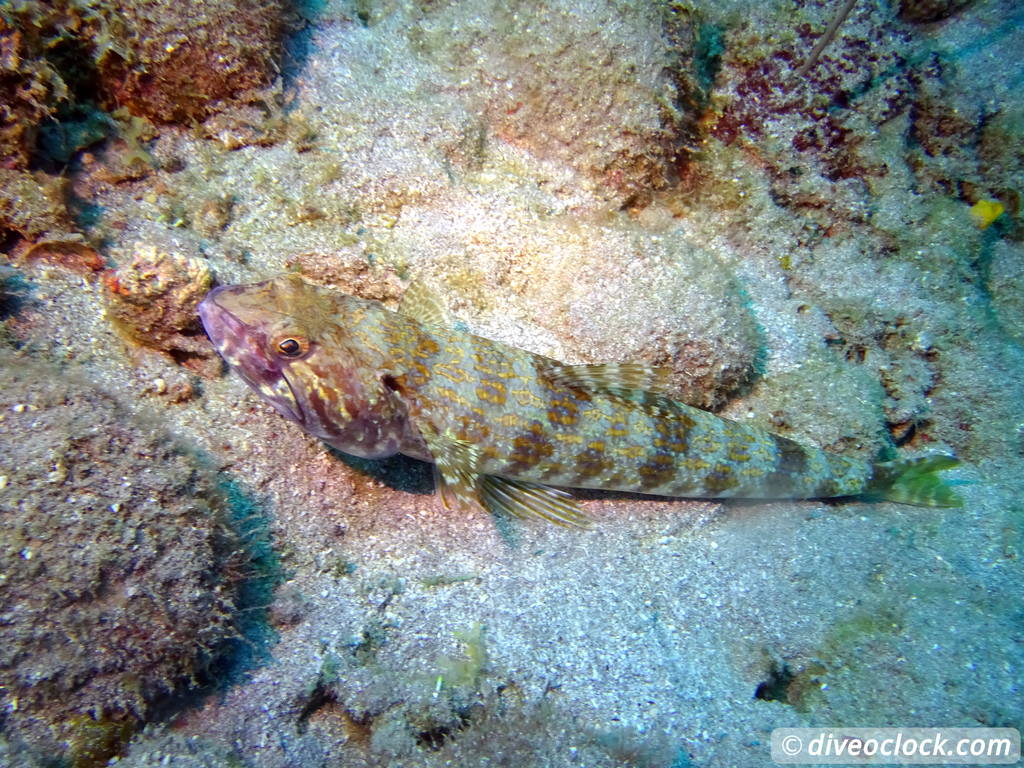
left=537, top=359, right=673, bottom=398
left=399, top=280, right=450, bottom=326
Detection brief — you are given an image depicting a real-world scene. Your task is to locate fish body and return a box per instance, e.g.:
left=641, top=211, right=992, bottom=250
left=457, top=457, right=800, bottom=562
left=199, top=275, right=961, bottom=525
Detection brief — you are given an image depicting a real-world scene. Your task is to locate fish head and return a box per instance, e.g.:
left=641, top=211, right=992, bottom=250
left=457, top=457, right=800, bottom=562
left=198, top=274, right=410, bottom=458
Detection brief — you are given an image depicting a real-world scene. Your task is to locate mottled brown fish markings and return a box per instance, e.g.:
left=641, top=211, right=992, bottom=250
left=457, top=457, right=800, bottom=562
left=198, top=275, right=963, bottom=527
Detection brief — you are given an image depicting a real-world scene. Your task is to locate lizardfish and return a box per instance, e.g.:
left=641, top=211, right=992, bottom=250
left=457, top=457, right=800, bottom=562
left=198, top=274, right=961, bottom=526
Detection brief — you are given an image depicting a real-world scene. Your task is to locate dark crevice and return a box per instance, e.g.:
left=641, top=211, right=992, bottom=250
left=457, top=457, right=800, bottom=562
left=296, top=684, right=337, bottom=735
left=754, top=661, right=796, bottom=704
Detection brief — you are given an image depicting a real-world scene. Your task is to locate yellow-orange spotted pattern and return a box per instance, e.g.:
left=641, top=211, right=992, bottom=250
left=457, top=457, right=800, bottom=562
left=198, top=275, right=962, bottom=523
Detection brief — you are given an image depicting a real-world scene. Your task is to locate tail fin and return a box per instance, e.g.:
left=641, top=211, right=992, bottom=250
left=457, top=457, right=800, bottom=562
left=867, top=455, right=963, bottom=507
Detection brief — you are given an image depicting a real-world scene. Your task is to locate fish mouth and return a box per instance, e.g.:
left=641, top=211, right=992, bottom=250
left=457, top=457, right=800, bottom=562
left=198, top=285, right=305, bottom=426
left=276, top=368, right=307, bottom=427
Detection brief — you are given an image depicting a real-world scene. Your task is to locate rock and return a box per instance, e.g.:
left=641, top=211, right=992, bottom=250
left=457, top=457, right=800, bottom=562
left=102, top=243, right=218, bottom=375
left=0, top=350, right=242, bottom=761
left=95, top=0, right=285, bottom=123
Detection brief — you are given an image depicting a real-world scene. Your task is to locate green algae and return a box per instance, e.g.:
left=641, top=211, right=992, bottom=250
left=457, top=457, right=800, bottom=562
left=420, top=572, right=479, bottom=587
left=215, top=477, right=282, bottom=678
left=65, top=713, right=137, bottom=768
left=351, top=617, right=391, bottom=667
left=768, top=605, right=905, bottom=715
left=435, top=623, right=489, bottom=696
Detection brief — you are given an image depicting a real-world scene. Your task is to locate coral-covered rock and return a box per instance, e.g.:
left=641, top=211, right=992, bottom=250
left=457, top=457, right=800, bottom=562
left=979, top=104, right=1024, bottom=224
left=519, top=226, right=761, bottom=410
left=286, top=252, right=406, bottom=305
left=413, top=0, right=691, bottom=207
left=0, top=169, right=74, bottom=240
left=0, top=169, right=105, bottom=274
left=96, top=0, right=285, bottom=123
left=102, top=244, right=217, bottom=374
left=0, top=350, right=241, bottom=761
left=987, top=239, right=1024, bottom=345
left=397, top=197, right=761, bottom=410
left=0, top=1, right=128, bottom=169
left=12, top=237, right=106, bottom=275
left=905, top=61, right=984, bottom=198
left=704, top=2, right=917, bottom=219
left=0, top=13, right=67, bottom=169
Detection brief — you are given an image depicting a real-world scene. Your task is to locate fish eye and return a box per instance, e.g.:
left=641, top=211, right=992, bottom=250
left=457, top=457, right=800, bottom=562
left=273, top=335, right=309, bottom=358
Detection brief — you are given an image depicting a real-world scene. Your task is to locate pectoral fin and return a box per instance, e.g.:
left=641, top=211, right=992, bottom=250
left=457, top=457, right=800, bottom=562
left=419, top=421, right=589, bottom=527
left=420, top=423, right=480, bottom=510
left=478, top=475, right=590, bottom=528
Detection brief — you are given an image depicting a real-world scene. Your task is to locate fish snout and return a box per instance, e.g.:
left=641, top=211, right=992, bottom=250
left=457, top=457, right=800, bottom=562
left=197, top=284, right=284, bottom=379
left=198, top=285, right=241, bottom=350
